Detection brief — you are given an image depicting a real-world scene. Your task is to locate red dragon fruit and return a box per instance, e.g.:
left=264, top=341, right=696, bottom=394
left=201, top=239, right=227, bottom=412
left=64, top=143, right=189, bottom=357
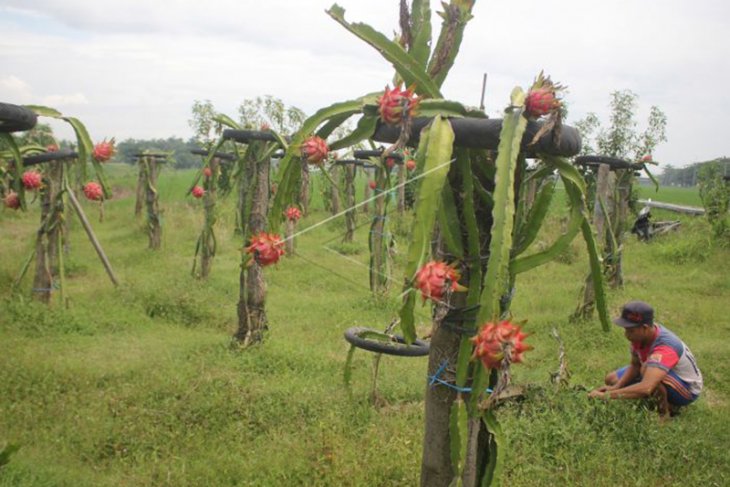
left=191, top=185, right=205, bottom=199
left=414, top=260, right=465, bottom=303
left=640, top=154, right=652, bottom=163
left=46, top=144, right=59, bottom=152
left=83, top=182, right=103, bottom=201
left=284, top=206, right=302, bottom=222
left=21, top=171, right=42, bottom=190
left=385, top=157, right=396, bottom=169
left=92, top=138, right=115, bottom=162
left=378, top=84, right=420, bottom=125
left=368, top=180, right=377, bottom=190
left=471, top=320, right=533, bottom=370
left=525, top=88, right=560, bottom=118
left=202, top=167, right=212, bottom=178
left=406, top=159, right=416, bottom=171
left=3, top=191, right=20, bottom=210
left=245, top=231, right=285, bottom=266
left=301, top=136, right=328, bottom=164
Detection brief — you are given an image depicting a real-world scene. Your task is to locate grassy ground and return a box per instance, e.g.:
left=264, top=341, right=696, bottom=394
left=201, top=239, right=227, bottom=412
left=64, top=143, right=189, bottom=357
left=637, top=184, right=703, bottom=207
left=1, top=166, right=727, bottom=486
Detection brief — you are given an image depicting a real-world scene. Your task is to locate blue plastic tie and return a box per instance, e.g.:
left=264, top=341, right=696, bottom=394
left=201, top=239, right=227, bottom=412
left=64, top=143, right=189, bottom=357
left=427, top=360, right=493, bottom=394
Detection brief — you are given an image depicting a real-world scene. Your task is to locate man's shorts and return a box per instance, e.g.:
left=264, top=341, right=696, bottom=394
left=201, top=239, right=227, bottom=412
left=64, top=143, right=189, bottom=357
left=616, top=366, right=699, bottom=406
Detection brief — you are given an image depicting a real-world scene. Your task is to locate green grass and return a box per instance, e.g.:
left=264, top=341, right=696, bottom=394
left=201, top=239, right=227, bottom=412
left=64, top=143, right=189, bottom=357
left=1, top=168, right=727, bottom=486
left=637, top=184, right=703, bottom=207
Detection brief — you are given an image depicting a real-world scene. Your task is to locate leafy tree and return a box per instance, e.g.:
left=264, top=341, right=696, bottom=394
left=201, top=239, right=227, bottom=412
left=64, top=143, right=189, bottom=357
left=573, top=113, right=600, bottom=156
left=659, top=159, right=729, bottom=187
left=576, top=90, right=667, bottom=160
left=238, top=95, right=306, bottom=133
left=698, top=161, right=730, bottom=242
left=188, top=99, right=220, bottom=148
left=12, top=123, right=58, bottom=148
left=115, top=137, right=198, bottom=168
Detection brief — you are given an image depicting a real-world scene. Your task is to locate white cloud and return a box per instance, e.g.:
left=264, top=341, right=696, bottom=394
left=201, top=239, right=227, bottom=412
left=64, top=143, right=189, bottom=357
left=0, top=75, right=34, bottom=101
left=41, top=93, right=89, bottom=106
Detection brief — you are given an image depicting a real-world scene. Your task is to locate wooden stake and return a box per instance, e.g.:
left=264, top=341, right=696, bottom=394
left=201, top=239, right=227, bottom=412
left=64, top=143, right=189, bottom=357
left=65, top=184, right=119, bottom=286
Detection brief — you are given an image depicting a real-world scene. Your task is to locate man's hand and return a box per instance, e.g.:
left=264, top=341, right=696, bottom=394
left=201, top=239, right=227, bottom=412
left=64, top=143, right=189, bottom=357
left=588, top=386, right=613, bottom=399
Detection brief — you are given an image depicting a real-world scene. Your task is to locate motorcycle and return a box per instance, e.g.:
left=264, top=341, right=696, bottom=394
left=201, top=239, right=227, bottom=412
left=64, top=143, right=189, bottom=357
left=631, top=201, right=681, bottom=241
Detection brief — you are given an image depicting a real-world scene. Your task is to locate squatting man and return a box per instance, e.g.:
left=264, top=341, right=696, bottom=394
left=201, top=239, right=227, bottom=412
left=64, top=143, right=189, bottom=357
left=588, top=300, right=703, bottom=417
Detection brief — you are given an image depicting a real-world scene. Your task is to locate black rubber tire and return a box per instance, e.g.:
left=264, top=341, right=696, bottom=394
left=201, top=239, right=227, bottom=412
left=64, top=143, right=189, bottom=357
left=0, top=103, right=37, bottom=133
left=353, top=149, right=403, bottom=161
left=334, top=159, right=377, bottom=168
left=372, top=117, right=582, bottom=157
left=574, top=155, right=642, bottom=171
left=343, top=326, right=430, bottom=357
left=223, top=129, right=281, bottom=144
left=190, top=148, right=236, bottom=161
left=23, top=150, right=78, bottom=167
left=132, top=153, right=169, bottom=159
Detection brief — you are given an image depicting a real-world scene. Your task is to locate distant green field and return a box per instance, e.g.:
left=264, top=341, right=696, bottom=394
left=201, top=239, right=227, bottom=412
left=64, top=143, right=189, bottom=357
left=637, top=184, right=702, bottom=207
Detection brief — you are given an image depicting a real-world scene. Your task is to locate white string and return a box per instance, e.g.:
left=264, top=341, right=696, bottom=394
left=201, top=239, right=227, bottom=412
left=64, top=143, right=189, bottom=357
left=322, top=245, right=398, bottom=286
left=281, top=157, right=456, bottom=243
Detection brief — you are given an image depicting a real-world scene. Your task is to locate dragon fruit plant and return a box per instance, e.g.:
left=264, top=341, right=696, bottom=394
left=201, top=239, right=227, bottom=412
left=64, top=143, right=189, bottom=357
left=188, top=150, right=224, bottom=279
left=283, top=205, right=301, bottom=255
left=201, top=113, right=288, bottom=346
left=1, top=107, right=117, bottom=305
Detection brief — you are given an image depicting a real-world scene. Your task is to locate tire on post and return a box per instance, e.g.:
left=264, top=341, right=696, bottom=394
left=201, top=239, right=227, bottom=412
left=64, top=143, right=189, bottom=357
left=343, top=326, right=430, bottom=357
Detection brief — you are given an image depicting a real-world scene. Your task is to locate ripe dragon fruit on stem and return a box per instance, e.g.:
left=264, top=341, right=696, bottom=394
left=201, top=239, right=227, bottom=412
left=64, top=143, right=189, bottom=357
left=191, top=185, right=205, bottom=199
left=22, top=171, right=42, bottom=190
left=83, top=182, right=103, bottom=201
left=284, top=206, right=302, bottom=222
left=245, top=231, right=285, bottom=267
left=301, top=136, right=328, bottom=164
left=405, top=159, right=416, bottom=171
left=471, top=320, right=533, bottom=370
left=92, top=138, right=116, bottom=163
left=377, top=84, right=420, bottom=125
left=368, top=180, right=377, bottom=190
left=525, top=88, right=560, bottom=118
left=202, top=167, right=212, bottom=178
left=3, top=191, right=20, bottom=210
left=524, top=71, right=564, bottom=119
left=414, top=260, right=466, bottom=303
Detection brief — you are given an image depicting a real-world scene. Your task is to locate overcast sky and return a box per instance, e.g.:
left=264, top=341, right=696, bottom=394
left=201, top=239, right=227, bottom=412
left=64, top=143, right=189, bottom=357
left=2, top=0, right=729, bottom=167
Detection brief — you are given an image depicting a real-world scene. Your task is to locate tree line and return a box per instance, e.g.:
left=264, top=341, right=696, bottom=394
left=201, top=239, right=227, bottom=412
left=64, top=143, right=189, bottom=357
left=660, top=158, right=730, bottom=187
